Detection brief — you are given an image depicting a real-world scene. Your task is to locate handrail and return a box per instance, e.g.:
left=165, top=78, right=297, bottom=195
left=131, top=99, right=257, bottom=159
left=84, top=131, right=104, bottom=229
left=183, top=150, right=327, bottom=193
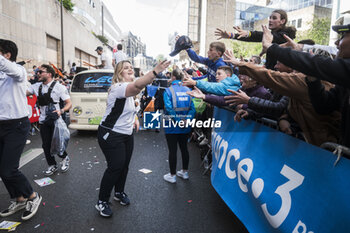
left=321, top=142, right=350, bottom=165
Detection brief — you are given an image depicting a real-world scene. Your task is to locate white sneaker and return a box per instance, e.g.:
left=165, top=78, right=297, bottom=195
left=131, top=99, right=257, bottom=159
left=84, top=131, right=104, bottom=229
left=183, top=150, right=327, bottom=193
left=21, top=192, right=42, bottom=220
left=176, top=170, right=189, bottom=180
left=61, top=156, right=70, bottom=172
left=45, top=165, right=58, bottom=176
left=26, top=140, right=31, bottom=145
left=0, top=201, right=26, bottom=217
left=163, top=173, right=176, bottom=183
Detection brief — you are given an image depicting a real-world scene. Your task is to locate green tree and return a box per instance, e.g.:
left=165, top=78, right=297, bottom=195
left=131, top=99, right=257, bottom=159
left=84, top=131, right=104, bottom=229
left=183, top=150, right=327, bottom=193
left=59, top=0, right=75, bottom=12
left=224, top=40, right=262, bottom=59
left=297, top=16, right=331, bottom=45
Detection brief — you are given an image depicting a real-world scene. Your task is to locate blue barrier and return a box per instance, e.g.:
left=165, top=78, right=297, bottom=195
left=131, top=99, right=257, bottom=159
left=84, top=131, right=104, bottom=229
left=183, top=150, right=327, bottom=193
left=211, top=107, right=350, bottom=233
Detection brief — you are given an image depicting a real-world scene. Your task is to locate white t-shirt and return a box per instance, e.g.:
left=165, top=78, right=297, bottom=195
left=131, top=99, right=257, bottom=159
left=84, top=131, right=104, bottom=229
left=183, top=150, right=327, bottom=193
left=113, top=51, right=128, bottom=65
left=100, top=52, right=113, bottom=69
left=28, top=81, right=70, bottom=123
left=100, top=82, right=136, bottom=135
left=0, top=55, right=29, bottom=120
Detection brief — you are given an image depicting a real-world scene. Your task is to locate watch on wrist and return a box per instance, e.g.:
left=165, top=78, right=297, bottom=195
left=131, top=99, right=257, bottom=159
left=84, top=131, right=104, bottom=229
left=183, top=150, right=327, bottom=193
left=152, top=70, right=158, bottom=77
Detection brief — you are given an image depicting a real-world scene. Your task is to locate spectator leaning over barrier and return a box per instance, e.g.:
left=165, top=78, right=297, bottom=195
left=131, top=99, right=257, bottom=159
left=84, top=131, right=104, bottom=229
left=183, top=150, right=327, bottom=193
left=182, top=65, right=241, bottom=96
left=226, top=61, right=291, bottom=124
left=215, top=9, right=296, bottom=69
left=224, top=46, right=341, bottom=146
left=171, top=36, right=227, bottom=83
left=163, top=68, right=196, bottom=184
left=261, top=16, right=350, bottom=148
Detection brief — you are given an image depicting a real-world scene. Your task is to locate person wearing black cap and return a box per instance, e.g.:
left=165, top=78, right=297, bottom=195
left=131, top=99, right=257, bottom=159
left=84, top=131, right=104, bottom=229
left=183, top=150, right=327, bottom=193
left=261, top=15, right=350, bottom=148
left=95, top=46, right=113, bottom=69
left=0, top=39, right=42, bottom=220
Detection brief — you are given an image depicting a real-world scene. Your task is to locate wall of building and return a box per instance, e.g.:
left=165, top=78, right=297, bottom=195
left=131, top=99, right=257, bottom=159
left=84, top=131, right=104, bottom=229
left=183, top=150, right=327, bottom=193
left=254, top=5, right=331, bottom=33
left=0, top=0, right=121, bottom=72
left=205, top=0, right=236, bottom=53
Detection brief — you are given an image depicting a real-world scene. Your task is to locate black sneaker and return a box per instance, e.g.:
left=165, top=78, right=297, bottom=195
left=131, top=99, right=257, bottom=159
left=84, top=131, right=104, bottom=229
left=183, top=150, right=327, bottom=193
left=21, top=193, right=42, bottom=220
left=114, top=192, right=130, bottom=206
left=95, top=200, right=113, bottom=217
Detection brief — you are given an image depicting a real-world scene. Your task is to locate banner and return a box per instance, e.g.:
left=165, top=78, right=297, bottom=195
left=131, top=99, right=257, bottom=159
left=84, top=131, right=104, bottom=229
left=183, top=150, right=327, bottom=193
left=211, top=107, right=350, bottom=233
left=27, top=95, right=40, bottom=123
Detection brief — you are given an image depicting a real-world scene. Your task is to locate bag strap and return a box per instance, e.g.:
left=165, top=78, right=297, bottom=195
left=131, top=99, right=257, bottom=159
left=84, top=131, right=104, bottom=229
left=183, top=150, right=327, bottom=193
left=39, top=81, right=57, bottom=96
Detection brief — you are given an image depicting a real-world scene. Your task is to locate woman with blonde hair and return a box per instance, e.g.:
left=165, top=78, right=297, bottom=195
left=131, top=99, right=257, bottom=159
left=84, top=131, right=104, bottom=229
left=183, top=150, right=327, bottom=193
left=96, top=60, right=170, bottom=217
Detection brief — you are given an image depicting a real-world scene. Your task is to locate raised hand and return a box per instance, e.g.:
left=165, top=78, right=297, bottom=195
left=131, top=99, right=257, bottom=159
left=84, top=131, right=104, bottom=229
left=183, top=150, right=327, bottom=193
left=234, top=109, right=249, bottom=122
left=233, top=26, right=249, bottom=39
left=280, top=34, right=303, bottom=51
left=261, top=25, right=273, bottom=54
left=186, top=86, right=205, bottom=99
left=223, top=50, right=240, bottom=66
left=154, top=60, right=171, bottom=74
left=224, top=89, right=250, bottom=106
left=215, top=28, right=230, bottom=40
left=182, top=76, right=196, bottom=87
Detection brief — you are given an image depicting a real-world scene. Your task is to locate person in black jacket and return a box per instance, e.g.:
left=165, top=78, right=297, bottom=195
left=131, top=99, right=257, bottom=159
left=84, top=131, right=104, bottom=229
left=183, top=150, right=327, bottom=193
left=261, top=22, right=350, bottom=148
left=215, top=9, right=296, bottom=69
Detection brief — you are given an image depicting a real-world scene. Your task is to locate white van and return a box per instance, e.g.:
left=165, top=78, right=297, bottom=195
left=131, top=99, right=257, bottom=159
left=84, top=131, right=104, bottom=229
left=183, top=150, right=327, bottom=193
left=68, top=69, right=114, bottom=130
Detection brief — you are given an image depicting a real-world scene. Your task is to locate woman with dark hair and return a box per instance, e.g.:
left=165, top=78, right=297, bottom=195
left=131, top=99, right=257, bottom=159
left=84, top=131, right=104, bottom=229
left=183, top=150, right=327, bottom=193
left=95, top=60, right=170, bottom=218
left=163, top=69, right=196, bottom=183
left=215, top=9, right=296, bottom=69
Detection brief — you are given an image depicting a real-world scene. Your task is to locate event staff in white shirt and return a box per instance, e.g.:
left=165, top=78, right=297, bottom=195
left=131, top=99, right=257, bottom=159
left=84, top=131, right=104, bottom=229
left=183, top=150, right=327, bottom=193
left=112, top=44, right=128, bottom=68
left=95, top=46, right=114, bottom=69
left=95, top=59, right=170, bottom=218
left=0, top=39, right=42, bottom=220
left=27, top=64, right=72, bottom=176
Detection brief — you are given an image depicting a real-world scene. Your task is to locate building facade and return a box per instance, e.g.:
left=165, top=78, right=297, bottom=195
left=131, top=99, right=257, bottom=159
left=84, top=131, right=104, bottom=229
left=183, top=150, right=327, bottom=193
left=0, top=0, right=122, bottom=71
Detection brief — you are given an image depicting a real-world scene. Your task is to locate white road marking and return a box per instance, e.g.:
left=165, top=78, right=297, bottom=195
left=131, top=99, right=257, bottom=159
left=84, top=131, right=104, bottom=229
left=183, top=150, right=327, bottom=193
left=19, top=148, right=44, bottom=168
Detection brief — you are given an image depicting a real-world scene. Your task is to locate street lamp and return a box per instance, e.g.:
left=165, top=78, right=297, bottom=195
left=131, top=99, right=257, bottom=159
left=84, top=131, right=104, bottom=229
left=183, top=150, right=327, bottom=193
left=60, top=0, right=64, bottom=70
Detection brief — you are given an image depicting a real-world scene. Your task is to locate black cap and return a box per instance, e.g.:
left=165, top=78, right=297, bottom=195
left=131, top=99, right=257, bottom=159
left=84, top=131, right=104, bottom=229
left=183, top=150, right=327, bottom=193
left=169, top=36, right=193, bottom=57
left=332, top=24, right=350, bottom=33
left=95, top=46, right=103, bottom=51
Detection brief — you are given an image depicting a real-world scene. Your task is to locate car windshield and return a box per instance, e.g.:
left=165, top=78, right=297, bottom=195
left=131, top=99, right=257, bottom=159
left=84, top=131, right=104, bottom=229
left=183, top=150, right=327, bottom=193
left=71, top=72, right=113, bottom=92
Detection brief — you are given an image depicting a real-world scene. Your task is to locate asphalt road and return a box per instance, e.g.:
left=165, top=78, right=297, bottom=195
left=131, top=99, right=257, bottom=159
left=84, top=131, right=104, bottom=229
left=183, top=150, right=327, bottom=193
left=0, top=128, right=248, bottom=233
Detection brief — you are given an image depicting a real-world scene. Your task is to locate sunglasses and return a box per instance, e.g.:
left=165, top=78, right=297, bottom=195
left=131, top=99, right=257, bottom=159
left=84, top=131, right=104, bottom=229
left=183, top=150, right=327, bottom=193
left=37, top=70, right=47, bottom=74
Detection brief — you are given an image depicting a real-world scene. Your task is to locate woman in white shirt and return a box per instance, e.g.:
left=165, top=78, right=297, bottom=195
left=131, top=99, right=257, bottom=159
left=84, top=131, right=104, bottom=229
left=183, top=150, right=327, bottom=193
left=96, top=60, right=170, bottom=217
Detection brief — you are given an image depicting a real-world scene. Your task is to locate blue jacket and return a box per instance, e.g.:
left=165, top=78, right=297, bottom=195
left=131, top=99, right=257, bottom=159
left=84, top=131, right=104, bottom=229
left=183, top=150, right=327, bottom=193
left=163, top=80, right=196, bottom=134
left=196, top=75, right=241, bottom=96
left=186, top=49, right=226, bottom=82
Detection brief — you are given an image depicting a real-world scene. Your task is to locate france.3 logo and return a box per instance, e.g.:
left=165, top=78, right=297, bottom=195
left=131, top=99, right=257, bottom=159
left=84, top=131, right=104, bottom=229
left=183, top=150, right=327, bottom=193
left=143, top=110, right=162, bottom=129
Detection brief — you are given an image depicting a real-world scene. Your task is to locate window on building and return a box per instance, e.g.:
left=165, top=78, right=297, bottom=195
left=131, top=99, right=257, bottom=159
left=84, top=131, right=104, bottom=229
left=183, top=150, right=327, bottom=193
left=292, top=20, right=296, bottom=27
left=46, top=35, right=59, bottom=67
left=297, top=18, right=302, bottom=28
